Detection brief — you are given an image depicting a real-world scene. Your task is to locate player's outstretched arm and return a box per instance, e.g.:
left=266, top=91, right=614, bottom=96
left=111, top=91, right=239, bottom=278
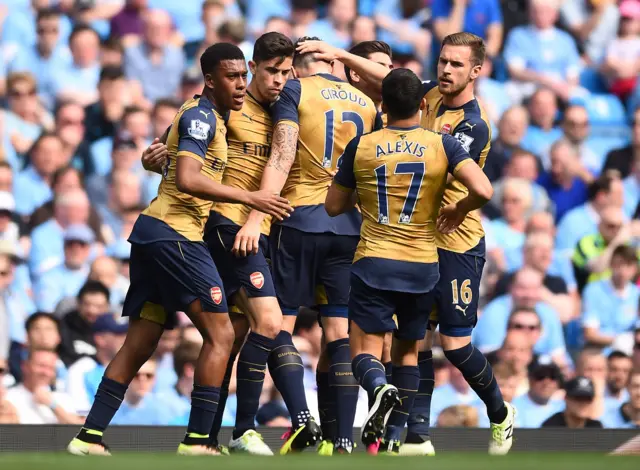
left=295, top=40, right=390, bottom=92
left=175, top=156, right=292, bottom=221
left=232, top=121, right=299, bottom=256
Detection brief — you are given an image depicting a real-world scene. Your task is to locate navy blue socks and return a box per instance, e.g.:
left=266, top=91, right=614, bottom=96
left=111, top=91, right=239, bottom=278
left=385, top=365, right=419, bottom=442
left=327, top=338, right=359, bottom=447
left=84, top=376, right=127, bottom=433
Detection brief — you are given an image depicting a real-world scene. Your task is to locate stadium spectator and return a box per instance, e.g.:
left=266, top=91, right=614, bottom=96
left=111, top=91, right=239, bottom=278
left=475, top=56, right=510, bottom=125
left=4, top=349, right=81, bottom=424
left=34, top=225, right=94, bottom=313
left=430, top=362, right=476, bottom=425
left=2, top=72, right=46, bottom=170
left=110, top=357, right=170, bottom=424
left=473, top=267, right=567, bottom=365
left=572, top=205, right=639, bottom=292
left=538, top=140, right=593, bottom=222
left=84, top=66, right=128, bottom=145
left=599, top=1, right=640, bottom=100
left=124, top=9, right=186, bottom=103
left=560, top=0, right=620, bottom=66
left=0, top=163, right=13, bottom=194
left=155, top=340, right=199, bottom=424
left=504, top=0, right=581, bottom=103
left=8, top=8, right=72, bottom=110
left=153, top=329, right=180, bottom=392
left=58, top=281, right=111, bottom=366
left=512, top=355, right=564, bottom=428
left=520, top=88, right=563, bottom=163
left=603, top=107, right=640, bottom=178
left=100, top=36, right=125, bottom=68
left=109, top=0, right=146, bottom=39
left=96, top=170, right=142, bottom=241
left=29, top=189, right=93, bottom=278
left=51, top=25, right=101, bottom=106
left=605, top=351, right=633, bottom=415
left=256, top=401, right=291, bottom=427
left=556, top=171, right=625, bottom=255
left=351, top=15, right=376, bottom=44
left=602, top=368, right=640, bottom=428
left=473, top=361, right=522, bottom=428
left=436, top=404, right=479, bottom=428
left=65, top=313, right=127, bottom=416
left=0, top=191, right=25, bottom=247
left=623, top=154, right=640, bottom=218
left=54, top=101, right=91, bottom=173
left=0, top=357, right=18, bottom=423
left=306, top=0, right=357, bottom=49
left=581, top=245, right=639, bottom=354
left=486, top=327, right=534, bottom=397
left=487, top=177, right=532, bottom=255
left=87, top=255, right=129, bottom=310
left=560, top=105, right=601, bottom=175
left=576, top=349, right=608, bottom=420
left=542, top=376, right=603, bottom=428
left=374, top=0, right=431, bottom=59
left=431, top=0, right=503, bottom=57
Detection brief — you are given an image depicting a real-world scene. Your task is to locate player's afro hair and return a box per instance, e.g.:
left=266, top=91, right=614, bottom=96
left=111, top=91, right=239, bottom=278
left=200, top=42, right=246, bottom=76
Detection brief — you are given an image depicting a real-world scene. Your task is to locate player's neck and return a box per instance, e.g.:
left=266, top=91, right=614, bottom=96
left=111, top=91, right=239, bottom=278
left=247, top=81, right=268, bottom=105
left=201, top=87, right=228, bottom=115
left=387, top=114, right=420, bottom=129
left=442, top=85, right=475, bottom=108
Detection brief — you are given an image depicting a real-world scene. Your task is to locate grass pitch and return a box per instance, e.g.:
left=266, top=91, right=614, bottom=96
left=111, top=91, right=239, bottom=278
left=1, top=452, right=638, bottom=470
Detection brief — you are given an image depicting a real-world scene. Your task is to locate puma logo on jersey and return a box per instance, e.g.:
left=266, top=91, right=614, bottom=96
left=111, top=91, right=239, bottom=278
left=199, top=110, right=210, bottom=118
left=455, top=304, right=468, bottom=315
left=466, top=122, right=476, bottom=131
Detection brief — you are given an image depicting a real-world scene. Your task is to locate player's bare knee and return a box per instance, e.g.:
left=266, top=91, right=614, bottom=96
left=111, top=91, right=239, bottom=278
left=251, top=303, right=282, bottom=339
left=281, top=313, right=297, bottom=334
left=439, top=333, right=471, bottom=351
left=418, top=329, right=435, bottom=352
left=321, top=316, right=349, bottom=343
left=391, top=339, right=419, bottom=366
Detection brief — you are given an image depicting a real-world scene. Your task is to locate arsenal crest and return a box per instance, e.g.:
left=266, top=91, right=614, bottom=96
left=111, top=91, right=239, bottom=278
left=441, top=123, right=452, bottom=134
left=210, top=286, right=222, bottom=305
left=250, top=272, right=265, bottom=289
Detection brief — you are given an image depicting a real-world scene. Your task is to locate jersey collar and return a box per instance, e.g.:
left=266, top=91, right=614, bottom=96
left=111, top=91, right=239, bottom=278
left=194, top=94, right=229, bottom=121
left=387, top=125, right=420, bottom=131
left=246, top=90, right=270, bottom=111
left=316, top=72, right=345, bottom=82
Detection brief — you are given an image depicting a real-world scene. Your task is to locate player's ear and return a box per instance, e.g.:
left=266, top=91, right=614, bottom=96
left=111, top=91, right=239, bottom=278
left=248, top=60, right=258, bottom=76
left=470, top=63, right=481, bottom=81
left=291, top=66, right=299, bottom=79
left=328, top=60, right=335, bottom=74
left=350, top=69, right=360, bottom=84
left=419, top=97, right=427, bottom=111
left=203, top=72, right=215, bottom=90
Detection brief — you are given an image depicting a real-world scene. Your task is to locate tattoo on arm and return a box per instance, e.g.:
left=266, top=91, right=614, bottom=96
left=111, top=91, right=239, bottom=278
left=267, top=123, right=298, bottom=175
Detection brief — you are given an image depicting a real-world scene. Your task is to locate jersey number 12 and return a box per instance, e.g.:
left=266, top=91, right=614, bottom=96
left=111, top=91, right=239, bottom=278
left=323, top=110, right=364, bottom=168
left=375, top=162, right=425, bottom=224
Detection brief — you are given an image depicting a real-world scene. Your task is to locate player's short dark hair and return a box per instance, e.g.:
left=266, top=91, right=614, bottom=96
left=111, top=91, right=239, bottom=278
left=441, top=32, right=486, bottom=67
left=77, top=280, right=110, bottom=302
left=344, top=40, right=392, bottom=86
left=381, top=68, right=423, bottom=120
left=611, top=245, right=638, bottom=265
left=25, top=312, right=60, bottom=333
left=173, top=340, right=201, bottom=377
left=587, top=170, right=621, bottom=201
left=36, top=7, right=60, bottom=23
left=99, top=66, right=125, bottom=82
left=69, top=24, right=99, bottom=45
left=200, top=42, right=246, bottom=77
left=293, top=36, right=324, bottom=69
left=253, top=32, right=294, bottom=64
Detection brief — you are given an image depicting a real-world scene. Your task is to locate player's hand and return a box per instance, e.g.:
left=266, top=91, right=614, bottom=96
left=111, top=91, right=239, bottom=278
left=437, top=203, right=467, bottom=234
left=141, top=138, right=168, bottom=172
left=295, top=40, right=340, bottom=62
left=246, top=190, right=293, bottom=221
left=232, top=221, right=261, bottom=257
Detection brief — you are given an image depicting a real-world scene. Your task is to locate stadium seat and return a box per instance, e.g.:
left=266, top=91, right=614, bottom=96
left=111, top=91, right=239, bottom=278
left=570, top=93, right=629, bottom=139
left=579, top=68, right=608, bottom=94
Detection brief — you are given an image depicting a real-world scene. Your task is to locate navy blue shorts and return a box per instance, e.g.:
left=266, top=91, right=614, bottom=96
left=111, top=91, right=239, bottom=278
left=122, top=240, right=228, bottom=329
left=428, top=248, right=485, bottom=337
left=269, top=225, right=358, bottom=317
left=349, top=273, right=435, bottom=340
left=205, top=224, right=276, bottom=300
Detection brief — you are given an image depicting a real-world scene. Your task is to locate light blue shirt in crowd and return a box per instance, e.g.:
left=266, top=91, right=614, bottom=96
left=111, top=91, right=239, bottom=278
left=112, top=394, right=175, bottom=425
left=51, top=63, right=101, bottom=100
left=375, top=0, right=427, bottom=55
left=520, top=126, right=564, bottom=169
left=124, top=43, right=185, bottom=102
left=89, top=137, right=114, bottom=178
left=34, top=264, right=90, bottom=313
left=488, top=219, right=526, bottom=253
left=13, top=166, right=52, bottom=217
left=155, top=387, right=190, bottom=424
left=28, top=219, right=65, bottom=278
left=504, top=248, right=577, bottom=291
left=1, top=7, right=72, bottom=49
left=555, top=203, right=599, bottom=255
left=305, top=19, right=352, bottom=50
left=622, top=176, right=639, bottom=219
left=9, top=44, right=72, bottom=110
left=2, top=112, right=42, bottom=170
left=503, top=26, right=581, bottom=82
left=512, top=393, right=564, bottom=428
left=431, top=0, right=502, bottom=40
left=245, top=0, right=290, bottom=37
left=6, top=288, right=36, bottom=345
left=601, top=405, right=639, bottom=428
left=430, top=383, right=477, bottom=425
left=581, top=280, right=639, bottom=355
left=473, top=296, right=567, bottom=356
left=169, top=394, right=237, bottom=427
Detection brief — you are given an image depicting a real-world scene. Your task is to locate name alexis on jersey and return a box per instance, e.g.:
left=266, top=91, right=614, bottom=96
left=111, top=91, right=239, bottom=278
left=320, top=88, right=368, bottom=106
left=376, top=139, right=427, bottom=159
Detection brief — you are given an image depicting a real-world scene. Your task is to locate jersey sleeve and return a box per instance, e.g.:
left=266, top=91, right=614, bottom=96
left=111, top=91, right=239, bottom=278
left=270, top=79, right=302, bottom=126
left=421, top=80, right=438, bottom=98
left=441, top=133, right=472, bottom=175
left=451, top=116, right=490, bottom=163
left=334, top=135, right=360, bottom=190
left=176, top=106, right=217, bottom=161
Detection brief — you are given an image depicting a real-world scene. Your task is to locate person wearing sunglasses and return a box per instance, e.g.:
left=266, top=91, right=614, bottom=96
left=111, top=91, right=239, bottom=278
left=512, top=355, right=564, bottom=428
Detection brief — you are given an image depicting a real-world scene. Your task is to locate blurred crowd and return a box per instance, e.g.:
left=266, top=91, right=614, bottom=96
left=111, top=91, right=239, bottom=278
left=0, top=0, right=640, bottom=430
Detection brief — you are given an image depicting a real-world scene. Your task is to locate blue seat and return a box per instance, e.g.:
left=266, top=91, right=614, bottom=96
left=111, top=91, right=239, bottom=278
left=579, top=68, right=608, bottom=94
left=570, top=93, right=627, bottom=126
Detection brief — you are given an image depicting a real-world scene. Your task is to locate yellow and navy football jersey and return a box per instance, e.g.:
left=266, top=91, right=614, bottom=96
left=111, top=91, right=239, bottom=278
left=132, top=95, right=228, bottom=243
left=270, top=73, right=380, bottom=235
left=420, top=81, right=491, bottom=256
left=209, top=91, right=273, bottom=236
left=334, top=125, right=472, bottom=292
